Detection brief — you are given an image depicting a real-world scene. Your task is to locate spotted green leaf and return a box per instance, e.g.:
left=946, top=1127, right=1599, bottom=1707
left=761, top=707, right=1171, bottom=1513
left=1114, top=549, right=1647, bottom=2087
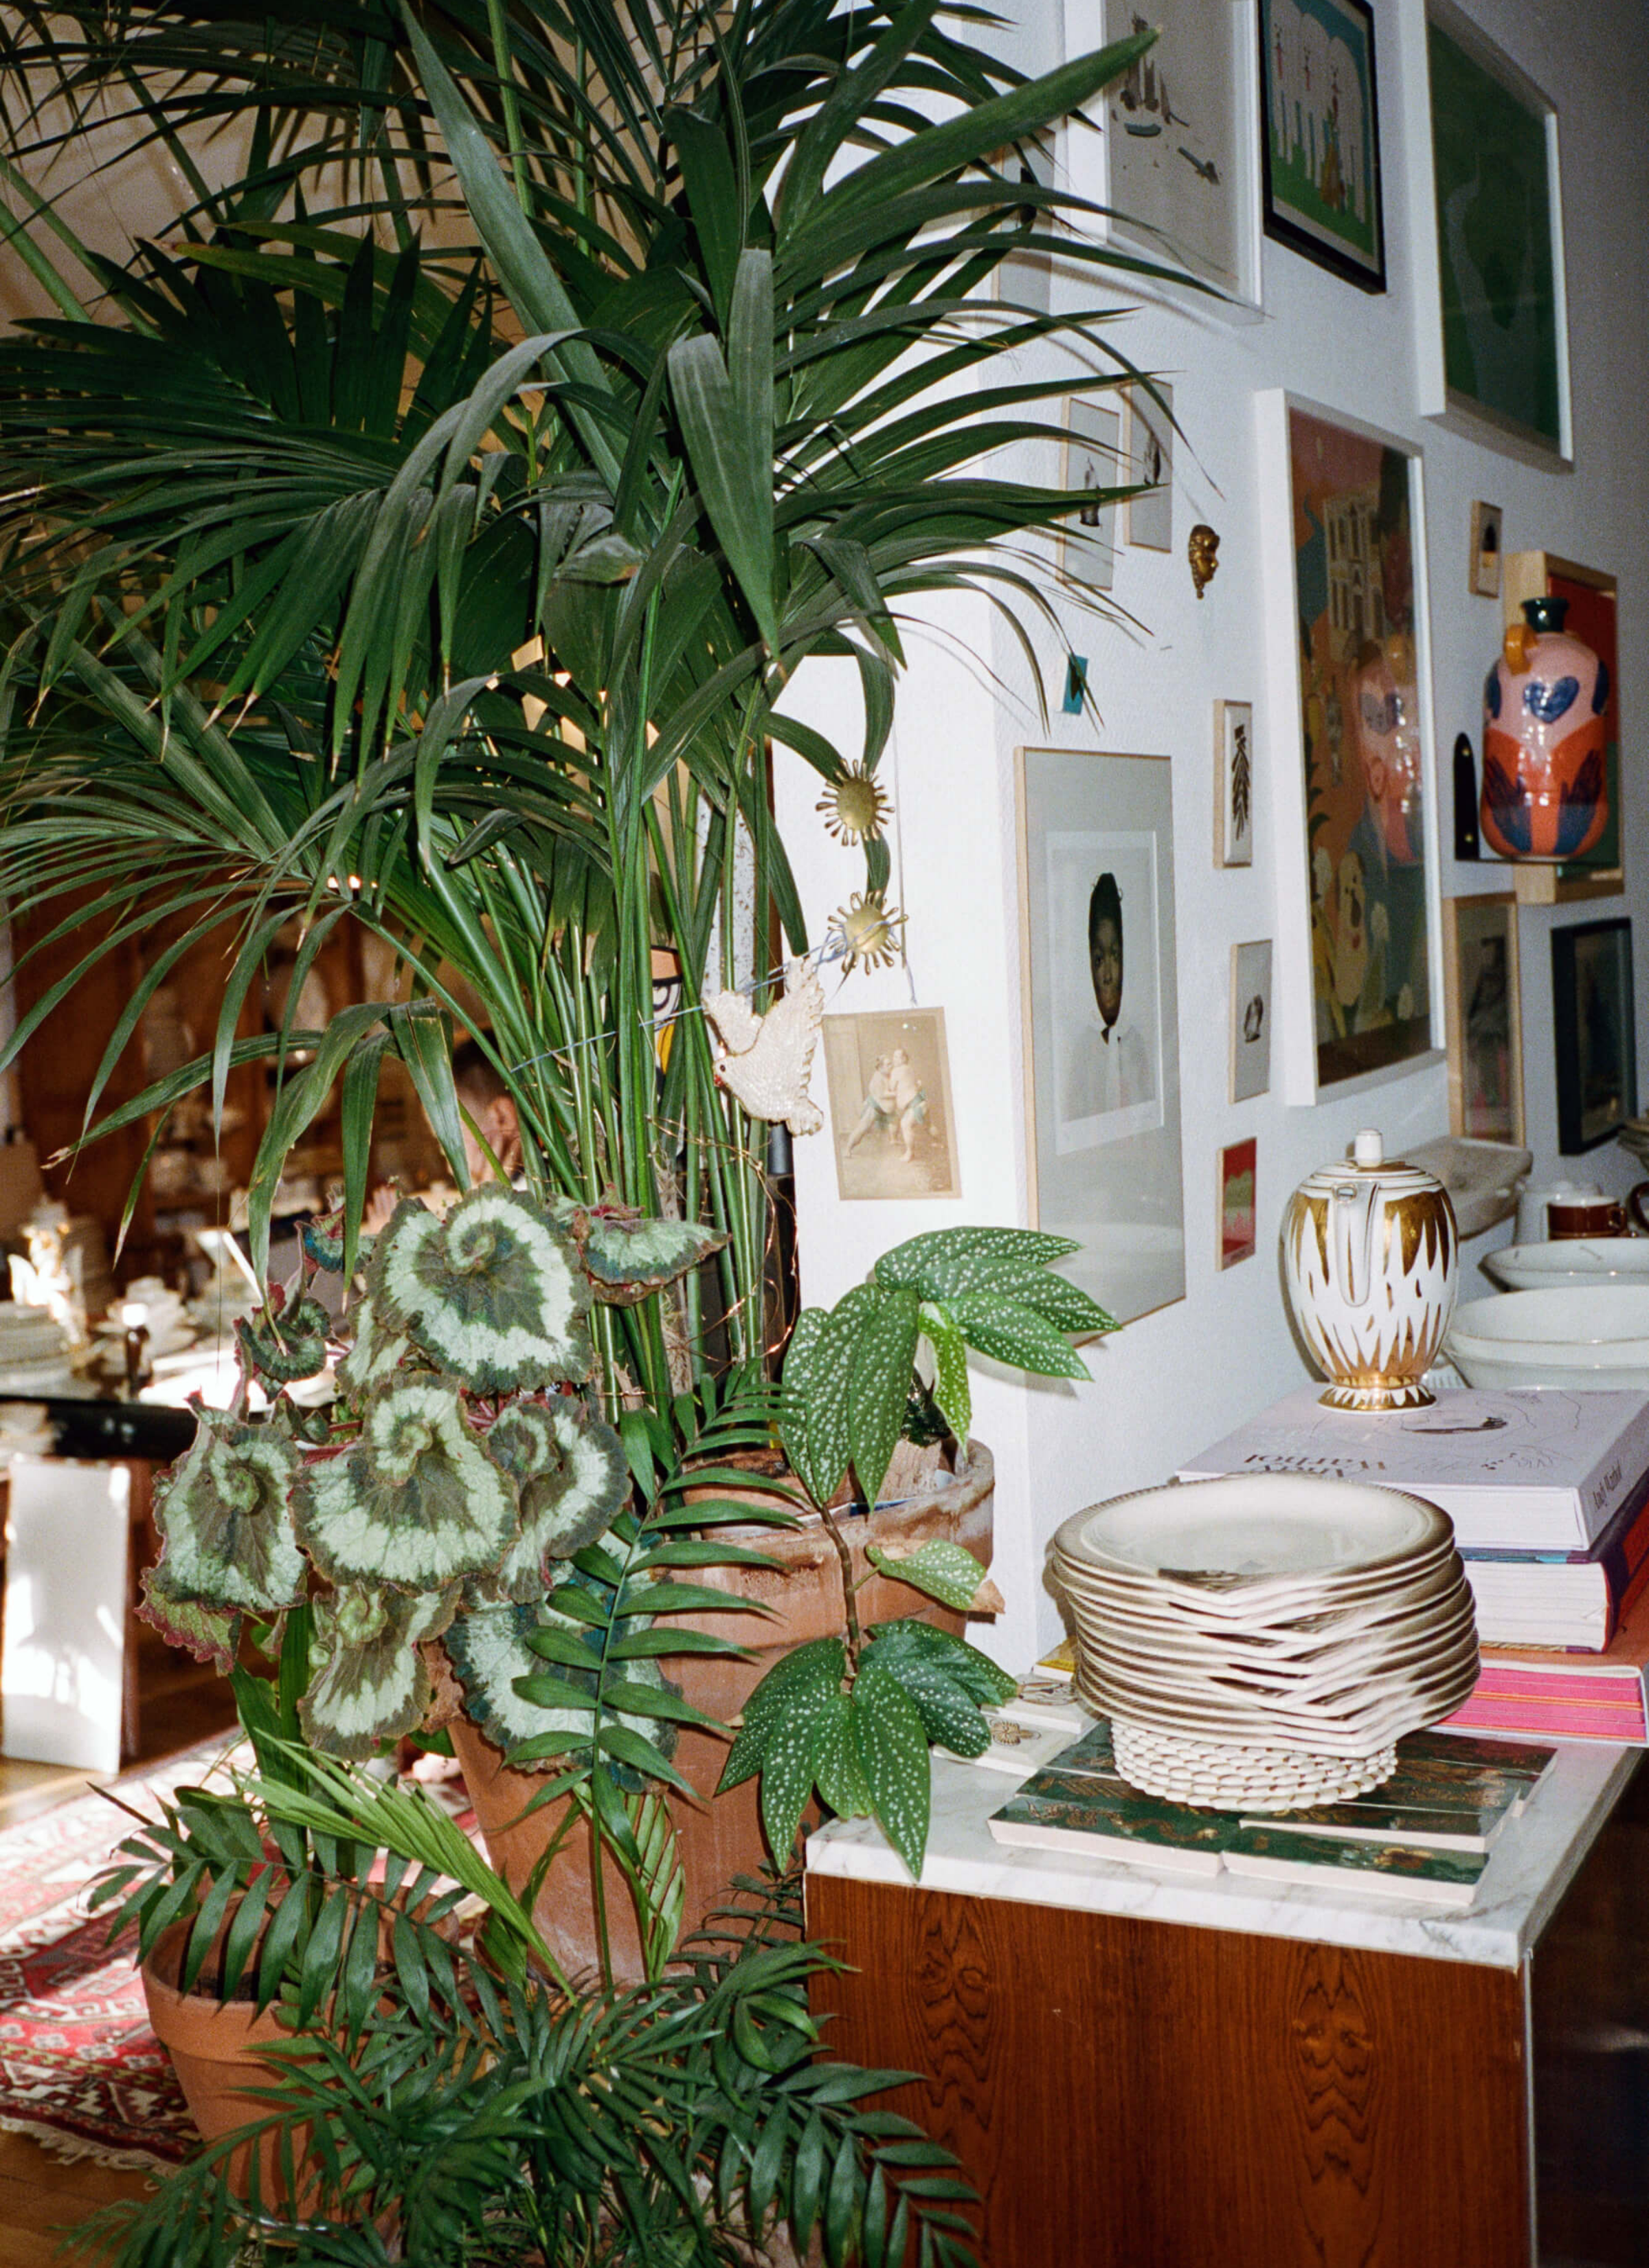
left=757, top=1670, right=838, bottom=1863
left=919, top=1302, right=972, bottom=1445
left=849, top=1658, right=932, bottom=1878
left=371, top=1186, right=592, bottom=1392
left=865, top=1539, right=994, bottom=1614
left=873, top=1228, right=1081, bottom=1300
left=777, top=1307, right=828, bottom=1505
left=293, top=1378, right=519, bottom=1590
left=478, top=1399, right=629, bottom=1601
left=810, top=1687, right=872, bottom=1820
left=718, top=1637, right=845, bottom=1791
left=153, top=1407, right=305, bottom=1610
left=137, top=1563, right=241, bottom=1671
left=1005, top=1273, right=1119, bottom=1339
left=862, top=1635, right=992, bottom=1757
left=299, top=1584, right=460, bottom=1759
left=944, top=1292, right=1091, bottom=1379
left=867, top=1619, right=1018, bottom=1709
left=848, top=1285, right=921, bottom=1510
left=798, top=1284, right=882, bottom=1508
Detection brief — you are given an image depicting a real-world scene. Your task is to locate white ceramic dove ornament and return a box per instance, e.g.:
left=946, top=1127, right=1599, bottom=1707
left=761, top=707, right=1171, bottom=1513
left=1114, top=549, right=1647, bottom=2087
left=703, top=960, right=824, bottom=1136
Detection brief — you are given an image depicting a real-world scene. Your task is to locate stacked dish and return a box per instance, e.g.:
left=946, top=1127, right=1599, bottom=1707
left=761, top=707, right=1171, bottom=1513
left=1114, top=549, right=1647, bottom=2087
left=1051, top=1472, right=1480, bottom=1812
left=1485, top=1240, right=1649, bottom=1294
left=1448, top=1286, right=1649, bottom=1390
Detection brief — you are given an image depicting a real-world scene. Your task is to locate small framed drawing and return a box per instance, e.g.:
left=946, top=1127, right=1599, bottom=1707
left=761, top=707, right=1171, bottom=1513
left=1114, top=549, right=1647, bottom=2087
left=822, top=1008, right=961, bottom=1200
left=1468, top=502, right=1503, bottom=598
left=1214, top=700, right=1254, bottom=866
left=1259, top=0, right=1386, bottom=293
left=1061, top=398, right=1121, bottom=591
left=1255, top=391, right=1443, bottom=1104
left=1229, top=942, right=1274, bottom=1104
left=1018, top=747, right=1185, bottom=1324
left=1218, top=1139, right=1258, bottom=1270
left=1065, top=0, right=1262, bottom=315
left=1409, top=0, right=1570, bottom=465
left=1123, top=382, right=1173, bottom=552
left=1552, top=919, right=1637, bottom=1154
left=1442, top=893, right=1523, bottom=1145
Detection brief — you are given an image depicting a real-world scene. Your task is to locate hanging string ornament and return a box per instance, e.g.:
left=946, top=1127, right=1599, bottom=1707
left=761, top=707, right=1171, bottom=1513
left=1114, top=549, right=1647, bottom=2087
left=817, top=764, right=891, bottom=845
left=704, top=959, right=825, bottom=1136
left=831, top=891, right=906, bottom=974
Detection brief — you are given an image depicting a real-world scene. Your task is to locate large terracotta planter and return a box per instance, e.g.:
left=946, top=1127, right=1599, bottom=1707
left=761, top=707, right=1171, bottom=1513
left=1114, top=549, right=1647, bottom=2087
left=142, top=1915, right=300, bottom=2205
left=447, top=1443, right=995, bottom=1983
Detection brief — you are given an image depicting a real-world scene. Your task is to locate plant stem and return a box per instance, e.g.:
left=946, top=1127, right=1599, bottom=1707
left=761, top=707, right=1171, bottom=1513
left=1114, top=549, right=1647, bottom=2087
left=818, top=1504, right=862, bottom=1669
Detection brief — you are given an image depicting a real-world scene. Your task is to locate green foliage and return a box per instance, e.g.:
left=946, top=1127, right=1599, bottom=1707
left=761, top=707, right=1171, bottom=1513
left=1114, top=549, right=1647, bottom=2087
left=780, top=1225, right=1118, bottom=1513
left=372, top=1187, right=594, bottom=1392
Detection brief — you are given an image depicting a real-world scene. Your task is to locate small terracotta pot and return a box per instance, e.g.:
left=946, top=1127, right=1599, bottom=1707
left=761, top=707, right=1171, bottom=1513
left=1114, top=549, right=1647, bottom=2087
left=141, top=1914, right=301, bottom=2206
left=448, top=1444, right=996, bottom=1983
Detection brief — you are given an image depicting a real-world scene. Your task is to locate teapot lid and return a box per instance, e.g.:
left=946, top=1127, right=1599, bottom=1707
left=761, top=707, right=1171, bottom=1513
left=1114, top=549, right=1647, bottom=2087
left=1352, top=1129, right=1384, bottom=1169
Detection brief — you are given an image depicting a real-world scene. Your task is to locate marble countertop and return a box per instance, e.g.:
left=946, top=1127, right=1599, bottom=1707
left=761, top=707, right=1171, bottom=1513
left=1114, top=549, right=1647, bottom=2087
left=806, top=1734, right=1639, bottom=1971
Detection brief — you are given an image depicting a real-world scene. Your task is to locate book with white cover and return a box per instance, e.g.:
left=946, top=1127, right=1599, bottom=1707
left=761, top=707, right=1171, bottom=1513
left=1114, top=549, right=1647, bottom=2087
left=1177, top=1386, right=1649, bottom=1553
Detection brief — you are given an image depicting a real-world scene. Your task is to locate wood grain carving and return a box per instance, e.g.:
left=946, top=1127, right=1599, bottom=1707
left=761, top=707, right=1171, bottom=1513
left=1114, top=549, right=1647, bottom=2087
left=807, top=1875, right=1530, bottom=2268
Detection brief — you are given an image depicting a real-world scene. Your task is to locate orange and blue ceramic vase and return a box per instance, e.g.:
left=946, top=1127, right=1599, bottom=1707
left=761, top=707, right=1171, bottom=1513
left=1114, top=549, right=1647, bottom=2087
left=1481, top=595, right=1608, bottom=860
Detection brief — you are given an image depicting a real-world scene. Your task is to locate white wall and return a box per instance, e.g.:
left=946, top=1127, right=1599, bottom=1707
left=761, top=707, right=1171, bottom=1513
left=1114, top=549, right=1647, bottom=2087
left=776, top=0, right=1649, bottom=1671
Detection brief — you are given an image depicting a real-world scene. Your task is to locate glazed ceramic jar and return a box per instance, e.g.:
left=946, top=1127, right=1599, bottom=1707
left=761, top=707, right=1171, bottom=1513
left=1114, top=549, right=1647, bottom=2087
left=1481, top=595, right=1609, bottom=860
left=1282, top=1129, right=1459, bottom=1412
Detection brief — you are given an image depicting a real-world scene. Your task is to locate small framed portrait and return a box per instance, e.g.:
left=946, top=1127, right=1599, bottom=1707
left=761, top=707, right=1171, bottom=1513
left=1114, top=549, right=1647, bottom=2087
left=1259, top=0, right=1387, bottom=293
left=1552, top=919, right=1637, bottom=1153
left=1124, top=381, right=1174, bottom=553
left=1468, top=502, right=1503, bottom=597
left=1229, top=940, right=1274, bottom=1103
left=1061, top=398, right=1121, bottom=591
left=1443, top=893, right=1523, bottom=1144
left=1214, top=700, right=1255, bottom=866
left=1219, top=1138, right=1258, bottom=1270
left=822, top=1008, right=961, bottom=1200
left=1018, top=747, right=1185, bottom=1325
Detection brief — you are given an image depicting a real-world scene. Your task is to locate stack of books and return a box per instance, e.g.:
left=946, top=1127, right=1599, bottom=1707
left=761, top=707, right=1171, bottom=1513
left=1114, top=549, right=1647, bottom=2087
left=987, top=1720, right=1553, bottom=1908
left=1177, top=1385, right=1649, bottom=1744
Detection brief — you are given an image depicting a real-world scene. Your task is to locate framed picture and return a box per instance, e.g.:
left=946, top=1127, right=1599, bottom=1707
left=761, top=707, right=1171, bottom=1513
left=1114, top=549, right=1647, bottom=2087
left=1061, top=398, right=1121, bottom=591
left=1442, top=893, right=1523, bottom=1146
left=1066, top=0, right=1262, bottom=314
left=1214, top=700, right=1255, bottom=866
left=1123, top=381, right=1173, bottom=553
left=821, top=1009, right=961, bottom=1200
left=1218, top=1139, right=1258, bottom=1270
left=1017, top=747, right=1185, bottom=1324
left=1468, top=502, right=1503, bottom=598
left=1259, top=0, right=1387, bottom=292
left=1229, top=941, right=1274, bottom=1103
left=1553, top=920, right=1637, bottom=1154
left=1256, top=392, right=1442, bottom=1103
left=1410, top=0, right=1570, bottom=465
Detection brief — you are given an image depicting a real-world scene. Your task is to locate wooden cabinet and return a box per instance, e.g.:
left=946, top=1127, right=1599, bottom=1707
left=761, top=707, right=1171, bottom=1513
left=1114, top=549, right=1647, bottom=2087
left=805, top=1751, right=1649, bottom=2268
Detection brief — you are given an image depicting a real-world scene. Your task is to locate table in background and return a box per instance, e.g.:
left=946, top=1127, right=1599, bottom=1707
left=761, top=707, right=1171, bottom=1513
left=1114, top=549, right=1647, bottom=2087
left=806, top=1739, right=1649, bottom=2268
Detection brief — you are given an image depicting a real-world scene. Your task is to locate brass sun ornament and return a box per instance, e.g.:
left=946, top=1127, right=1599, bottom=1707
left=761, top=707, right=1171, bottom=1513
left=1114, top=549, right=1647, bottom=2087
left=817, top=764, right=891, bottom=845
left=831, top=890, right=906, bottom=973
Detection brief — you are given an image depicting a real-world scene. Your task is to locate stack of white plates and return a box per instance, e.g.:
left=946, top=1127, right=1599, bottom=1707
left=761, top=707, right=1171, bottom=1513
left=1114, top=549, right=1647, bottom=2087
left=0, top=1301, right=75, bottom=1394
left=1051, top=1473, right=1480, bottom=1812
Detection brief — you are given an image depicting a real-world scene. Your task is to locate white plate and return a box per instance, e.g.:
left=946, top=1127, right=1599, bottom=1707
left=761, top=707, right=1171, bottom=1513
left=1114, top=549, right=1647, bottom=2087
left=1051, top=1535, right=1458, bottom=1621
left=1055, top=1474, right=1452, bottom=1586
left=1447, top=1286, right=1649, bottom=1390
left=1485, top=1240, right=1649, bottom=1293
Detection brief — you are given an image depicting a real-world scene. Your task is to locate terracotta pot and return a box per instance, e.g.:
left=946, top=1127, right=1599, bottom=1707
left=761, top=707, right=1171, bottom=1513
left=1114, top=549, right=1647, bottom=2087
left=448, top=1443, right=995, bottom=1983
left=141, top=1913, right=301, bottom=2206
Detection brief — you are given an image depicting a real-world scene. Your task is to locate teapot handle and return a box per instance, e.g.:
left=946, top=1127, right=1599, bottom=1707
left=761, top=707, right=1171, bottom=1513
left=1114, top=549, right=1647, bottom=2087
left=1334, top=1179, right=1379, bottom=1307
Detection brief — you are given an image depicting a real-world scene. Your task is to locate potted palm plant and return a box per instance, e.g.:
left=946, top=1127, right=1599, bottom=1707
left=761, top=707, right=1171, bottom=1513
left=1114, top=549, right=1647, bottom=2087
left=0, top=0, right=1163, bottom=2241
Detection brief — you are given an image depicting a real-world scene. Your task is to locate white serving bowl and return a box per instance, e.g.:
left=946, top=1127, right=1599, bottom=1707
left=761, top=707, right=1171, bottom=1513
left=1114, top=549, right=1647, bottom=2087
left=1447, top=1286, right=1649, bottom=1389
left=1485, top=1239, right=1649, bottom=1293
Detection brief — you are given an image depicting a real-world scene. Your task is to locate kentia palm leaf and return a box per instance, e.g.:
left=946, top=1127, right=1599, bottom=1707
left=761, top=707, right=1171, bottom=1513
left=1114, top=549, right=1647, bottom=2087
left=0, top=0, right=1180, bottom=1404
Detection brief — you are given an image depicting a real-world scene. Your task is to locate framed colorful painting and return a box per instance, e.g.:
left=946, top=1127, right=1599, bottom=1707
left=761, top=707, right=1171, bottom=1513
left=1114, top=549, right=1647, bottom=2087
left=1259, top=0, right=1386, bottom=292
left=1017, top=748, right=1185, bottom=1324
left=1411, top=0, right=1571, bottom=465
left=1256, top=392, right=1443, bottom=1102
left=1218, top=1139, right=1258, bottom=1269
left=1442, top=893, right=1523, bottom=1146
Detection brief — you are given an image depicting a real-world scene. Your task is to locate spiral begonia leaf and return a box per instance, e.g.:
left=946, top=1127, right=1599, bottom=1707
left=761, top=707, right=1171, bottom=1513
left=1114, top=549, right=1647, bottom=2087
left=299, top=1584, right=460, bottom=1759
left=579, top=1212, right=730, bottom=1305
left=442, top=1594, right=673, bottom=1777
left=137, top=1561, right=241, bottom=1671
left=370, top=1188, right=592, bottom=1391
left=154, top=1405, right=306, bottom=1610
left=293, top=1378, right=520, bottom=1590
left=335, top=1292, right=417, bottom=1401
left=477, top=1400, right=629, bottom=1602
left=234, top=1296, right=332, bottom=1387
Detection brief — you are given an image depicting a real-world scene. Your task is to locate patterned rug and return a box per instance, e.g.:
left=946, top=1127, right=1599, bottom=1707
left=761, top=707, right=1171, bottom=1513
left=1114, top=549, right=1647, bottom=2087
left=0, top=1739, right=236, bottom=2169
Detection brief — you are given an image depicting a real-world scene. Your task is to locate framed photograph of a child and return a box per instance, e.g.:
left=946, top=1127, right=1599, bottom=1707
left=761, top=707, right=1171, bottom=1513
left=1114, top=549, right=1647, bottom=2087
left=822, top=1009, right=961, bottom=1200
left=1018, top=746, right=1186, bottom=1324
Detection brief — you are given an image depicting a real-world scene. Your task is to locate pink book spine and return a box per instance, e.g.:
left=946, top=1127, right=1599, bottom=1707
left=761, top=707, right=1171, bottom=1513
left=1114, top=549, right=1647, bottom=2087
left=1441, top=1696, right=1648, bottom=1742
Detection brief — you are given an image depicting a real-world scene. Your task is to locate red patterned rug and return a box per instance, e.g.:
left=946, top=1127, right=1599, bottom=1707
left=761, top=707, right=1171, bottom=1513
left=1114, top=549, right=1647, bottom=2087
left=0, top=1740, right=235, bottom=2169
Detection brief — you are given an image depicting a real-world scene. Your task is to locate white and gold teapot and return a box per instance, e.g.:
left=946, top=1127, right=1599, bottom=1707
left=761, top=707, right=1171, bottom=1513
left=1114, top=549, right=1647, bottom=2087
left=1281, top=1130, right=1458, bottom=1411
